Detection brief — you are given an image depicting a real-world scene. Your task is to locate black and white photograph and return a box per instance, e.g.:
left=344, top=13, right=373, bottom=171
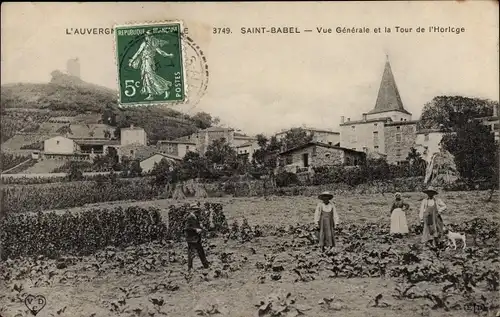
left=1, top=2, right=499, bottom=317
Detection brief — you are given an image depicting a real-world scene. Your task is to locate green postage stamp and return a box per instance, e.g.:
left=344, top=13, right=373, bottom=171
left=114, top=22, right=187, bottom=106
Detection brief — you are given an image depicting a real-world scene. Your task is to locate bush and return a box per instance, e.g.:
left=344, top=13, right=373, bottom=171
left=2, top=178, right=161, bottom=214
left=0, top=153, right=30, bottom=172
left=275, top=171, right=300, bottom=187
left=166, top=202, right=228, bottom=241
left=0, top=206, right=167, bottom=259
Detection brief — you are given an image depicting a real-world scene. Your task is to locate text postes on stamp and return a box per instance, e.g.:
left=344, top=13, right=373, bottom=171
left=115, top=22, right=186, bottom=106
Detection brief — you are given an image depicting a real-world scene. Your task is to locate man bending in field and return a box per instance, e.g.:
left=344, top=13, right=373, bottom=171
left=184, top=203, right=210, bottom=271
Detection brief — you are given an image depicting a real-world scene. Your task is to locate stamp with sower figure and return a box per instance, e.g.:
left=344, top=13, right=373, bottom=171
left=114, top=22, right=187, bottom=106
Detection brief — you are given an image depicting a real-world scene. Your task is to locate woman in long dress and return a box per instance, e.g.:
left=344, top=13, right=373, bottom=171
left=128, top=30, right=174, bottom=100
left=390, top=192, right=410, bottom=236
left=419, top=186, right=446, bottom=246
left=314, top=191, right=340, bottom=252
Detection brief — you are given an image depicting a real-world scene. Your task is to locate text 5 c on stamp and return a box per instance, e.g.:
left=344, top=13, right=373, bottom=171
left=114, top=22, right=187, bottom=106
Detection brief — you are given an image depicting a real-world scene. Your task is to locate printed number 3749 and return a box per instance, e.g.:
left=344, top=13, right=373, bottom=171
left=124, top=80, right=140, bottom=97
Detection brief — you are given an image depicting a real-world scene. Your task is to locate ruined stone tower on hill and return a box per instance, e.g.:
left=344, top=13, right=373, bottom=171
left=66, top=58, right=80, bottom=78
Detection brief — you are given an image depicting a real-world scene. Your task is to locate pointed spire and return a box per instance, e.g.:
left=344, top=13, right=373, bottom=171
left=368, top=57, right=410, bottom=115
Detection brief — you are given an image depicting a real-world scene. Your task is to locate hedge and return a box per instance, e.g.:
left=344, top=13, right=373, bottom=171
left=0, top=203, right=229, bottom=259
left=2, top=178, right=161, bottom=214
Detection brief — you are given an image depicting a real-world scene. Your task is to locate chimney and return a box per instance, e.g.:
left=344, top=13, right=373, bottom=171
left=347, top=118, right=350, bottom=122
left=362, top=113, right=367, bottom=121
left=130, top=124, right=134, bottom=129
left=341, top=116, right=345, bottom=124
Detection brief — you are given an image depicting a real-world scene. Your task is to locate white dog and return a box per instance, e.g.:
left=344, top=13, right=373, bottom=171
left=444, top=228, right=467, bottom=250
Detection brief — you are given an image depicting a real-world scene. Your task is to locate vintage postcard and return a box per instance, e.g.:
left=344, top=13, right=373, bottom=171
left=1, top=2, right=499, bottom=317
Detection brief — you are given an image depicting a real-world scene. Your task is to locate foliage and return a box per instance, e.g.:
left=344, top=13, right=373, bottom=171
left=0, top=206, right=167, bottom=259
left=191, top=112, right=220, bottom=130
left=19, top=141, right=44, bottom=151
left=253, top=135, right=281, bottom=173
left=0, top=153, right=30, bottom=172
left=280, top=128, right=314, bottom=151
left=119, top=157, right=143, bottom=178
left=150, top=158, right=176, bottom=187
left=275, top=172, right=300, bottom=187
left=441, top=120, right=498, bottom=187
left=2, top=178, right=160, bottom=214
left=66, top=162, right=84, bottom=181
left=53, top=161, right=93, bottom=173
left=205, top=138, right=249, bottom=177
left=92, top=147, right=120, bottom=171
left=419, top=96, right=497, bottom=131
left=166, top=202, right=228, bottom=241
left=175, top=152, right=213, bottom=181
left=405, top=147, right=427, bottom=177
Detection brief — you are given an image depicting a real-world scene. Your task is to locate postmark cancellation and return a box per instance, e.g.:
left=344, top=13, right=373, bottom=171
left=114, top=21, right=188, bottom=107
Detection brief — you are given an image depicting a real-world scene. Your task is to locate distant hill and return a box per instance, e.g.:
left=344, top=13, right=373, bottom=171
left=0, top=72, right=217, bottom=145
left=1, top=72, right=117, bottom=113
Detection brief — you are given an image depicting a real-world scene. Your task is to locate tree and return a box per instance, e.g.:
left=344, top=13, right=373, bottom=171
left=441, top=120, right=498, bottom=188
left=177, top=151, right=212, bottom=181
left=150, top=158, right=176, bottom=187
left=67, top=162, right=84, bottom=181
left=405, top=147, right=427, bottom=177
left=191, top=112, right=220, bottom=129
left=205, top=138, right=237, bottom=165
left=253, top=135, right=281, bottom=171
left=92, top=147, right=120, bottom=171
left=419, top=96, right=496, bottom=131
left=281, top=128, right=314, bottom=151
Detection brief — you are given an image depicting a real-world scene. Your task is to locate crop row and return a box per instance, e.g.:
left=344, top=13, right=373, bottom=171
left=0, top=203, right=228, bottom=260
left=1, top=178, right=161, bottom=214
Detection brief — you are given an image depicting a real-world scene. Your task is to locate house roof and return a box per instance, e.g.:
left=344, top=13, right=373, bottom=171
left=40, top=123, right=115, bottom=139
left=279, top=142, right=365, bottom=156
left=158, top=140, right=196, bottom=145
left=275, top=128, right=339, bottom=135
left=385, top=120, right=419, bottom=126
left=236, top=141, right=256, bottom=148
left=73, top=138, right=120, bottom=146
left=199, top=126, right=234, bottom=133
left=367, top=58, right=411, bottom=116
left=340, top=117, right=391, bottom=126
left=416, top=128, right=446, bottom=134
left=141, top=152, right=182, bottom=162
left=121, top=144, right=157, bottom=161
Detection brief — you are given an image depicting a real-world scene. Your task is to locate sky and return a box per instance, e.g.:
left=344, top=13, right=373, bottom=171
left=1, top=2, right=498, bottom=136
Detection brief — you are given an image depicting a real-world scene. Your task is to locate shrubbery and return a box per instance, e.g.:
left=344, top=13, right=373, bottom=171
left=2, top=178, right=161, bottom=214
left=0, top=206, right=167, bottom=259
left=166, top=202, right=228, bottom=241
left=0, top=153, right=30, bottom=172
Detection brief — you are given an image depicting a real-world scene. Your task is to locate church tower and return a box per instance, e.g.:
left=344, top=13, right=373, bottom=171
left=365, top=56, right=412, bottom=122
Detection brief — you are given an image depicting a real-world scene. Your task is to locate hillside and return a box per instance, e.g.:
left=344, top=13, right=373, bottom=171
left=0, top=72, right=213, bottom=144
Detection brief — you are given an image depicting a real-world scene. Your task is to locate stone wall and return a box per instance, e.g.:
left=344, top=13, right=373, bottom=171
left=384, top=122, right=417, bottom=164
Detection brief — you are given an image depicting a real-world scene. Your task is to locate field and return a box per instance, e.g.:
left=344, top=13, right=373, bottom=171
left=1, top=190, right=499, bottom=317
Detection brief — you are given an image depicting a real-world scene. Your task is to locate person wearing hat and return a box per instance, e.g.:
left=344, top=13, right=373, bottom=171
left=419, top=186, right=447, bottom=246
left=389, top=192, right=410, bottom=236
left=314, top=191, right=340, bottom=252
left=184, top=203, right=210, bottom=271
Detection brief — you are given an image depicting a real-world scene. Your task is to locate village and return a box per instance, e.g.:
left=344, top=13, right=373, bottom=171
left=1, top=3, right=499, bottom=317
left=1, top=57, right=498, bottom=179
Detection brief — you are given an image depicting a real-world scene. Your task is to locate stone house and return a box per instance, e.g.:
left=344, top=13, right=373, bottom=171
left=156, top=140, right=196, bottom=158
left=277, top=142, right=365, bottom=173
left=384, top=121, right=417, bottom=164
left=139, top=153, right=181, bottom=174
left=340, top=57, right=418, bottom=165
left=275, top=127, right=340, bottom=146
